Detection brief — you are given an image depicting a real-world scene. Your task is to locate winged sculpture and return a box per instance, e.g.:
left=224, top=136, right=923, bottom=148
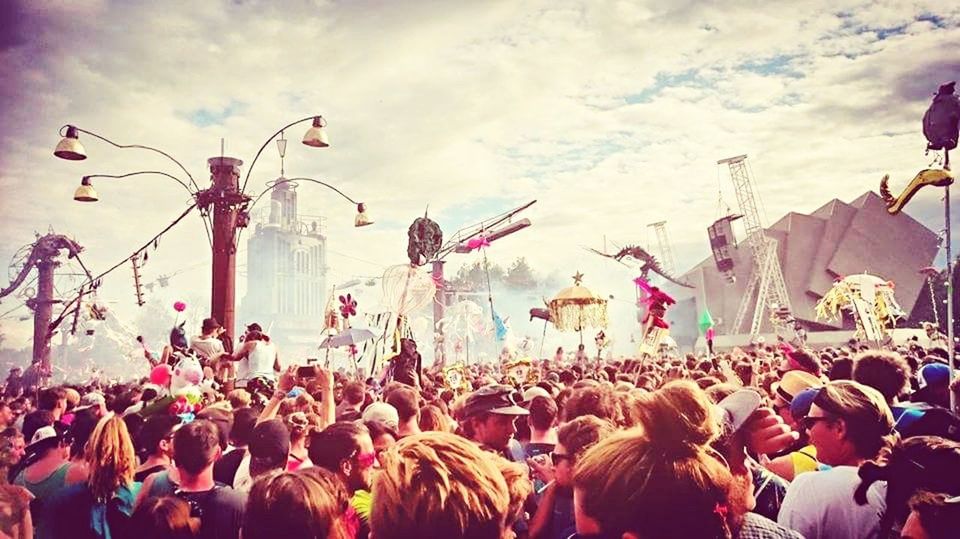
left=588, top=245, right=694, bottom=288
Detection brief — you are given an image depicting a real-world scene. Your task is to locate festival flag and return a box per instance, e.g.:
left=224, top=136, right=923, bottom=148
left=698, top=309, right=714, bottom=334
left=493, top=311, right=507, bottom=342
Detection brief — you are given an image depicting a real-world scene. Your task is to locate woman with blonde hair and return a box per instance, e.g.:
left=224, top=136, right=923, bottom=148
left=242, top=467, right=352, bottom=539
left=47, top=414, right=140, bottom=539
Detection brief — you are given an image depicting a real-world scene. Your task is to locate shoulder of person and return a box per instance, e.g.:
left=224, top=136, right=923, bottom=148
left=64, top=462, right=88, bottom=485
left=209, top=484, right=247, bottom=510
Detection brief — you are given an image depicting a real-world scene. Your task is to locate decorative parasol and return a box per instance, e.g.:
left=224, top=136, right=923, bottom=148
left=548, top=272, right=608, bottom=344
left=319, top=327, right=376, bottom=349
left=815, top=273, right=904, bottom=342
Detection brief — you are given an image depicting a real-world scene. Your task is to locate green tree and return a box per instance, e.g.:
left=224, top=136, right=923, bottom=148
left=451, top=260, right=505, bottom=291
left=504, top=257, right=538, bottom=290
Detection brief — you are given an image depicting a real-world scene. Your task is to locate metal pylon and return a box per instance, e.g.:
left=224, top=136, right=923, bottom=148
left=647, top=221, right=677, bottom=275
left=719, top=155, right=792, bottom=336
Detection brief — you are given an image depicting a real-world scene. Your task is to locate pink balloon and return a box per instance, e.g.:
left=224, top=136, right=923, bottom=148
left=150, top=364, right=172, bottom=387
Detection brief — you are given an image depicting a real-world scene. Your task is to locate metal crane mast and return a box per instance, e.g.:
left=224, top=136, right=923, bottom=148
left=718, top=155, right=792, bottom=336
left=647, top=221, right=677, bottom=277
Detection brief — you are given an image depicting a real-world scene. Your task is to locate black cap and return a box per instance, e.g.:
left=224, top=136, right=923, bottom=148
left=249, top=419, right=290, bottom=468
left=246, top=323, right=263, bottom=333
left=461, top=384, right=530, bottom=419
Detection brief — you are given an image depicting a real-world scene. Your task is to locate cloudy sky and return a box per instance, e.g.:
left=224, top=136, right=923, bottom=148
left=0, top=0, right=958, bottom=354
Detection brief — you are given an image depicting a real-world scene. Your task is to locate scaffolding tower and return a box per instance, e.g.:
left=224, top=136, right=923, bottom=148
left=647, top=221, right=677, bottom=276
left=718, top=155, right=792, bottom=336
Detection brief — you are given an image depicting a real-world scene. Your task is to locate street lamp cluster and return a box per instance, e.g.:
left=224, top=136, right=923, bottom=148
left=52, top=114, right=372, bottom=343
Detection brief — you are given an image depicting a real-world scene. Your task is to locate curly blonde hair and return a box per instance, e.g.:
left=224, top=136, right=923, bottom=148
left=371, top=432, right=510, bottom=539
left=85, top=414, right=136, bottom=501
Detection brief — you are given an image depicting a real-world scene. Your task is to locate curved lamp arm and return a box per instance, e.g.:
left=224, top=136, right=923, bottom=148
left=246, top=177, right=360, bottom=213
left=85, top=171, right=196, bottom=197
left=240, top=115, right=325, bottom=193
left=60, top=125, right=201, bottom=192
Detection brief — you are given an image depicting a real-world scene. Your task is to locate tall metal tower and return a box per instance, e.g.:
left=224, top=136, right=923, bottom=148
left=718, top=155, right=792, bottom=336
left=647, top=221, right=678, bottom=276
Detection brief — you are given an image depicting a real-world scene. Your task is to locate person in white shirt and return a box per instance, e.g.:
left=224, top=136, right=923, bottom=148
left=229, top=324, right=280, bottom=388
left=778, top=380, right=895, bottom=539
left=190, top=317, right=232, bottom=386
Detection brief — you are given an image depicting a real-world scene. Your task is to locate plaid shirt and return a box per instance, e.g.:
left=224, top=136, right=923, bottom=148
left=739, top=512, right=805, bottom=539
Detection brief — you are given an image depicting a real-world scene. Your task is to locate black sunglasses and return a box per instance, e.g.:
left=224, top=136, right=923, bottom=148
left=801, top=416, right=833, bottom=431
left=550, top=451, right=573, bottom=464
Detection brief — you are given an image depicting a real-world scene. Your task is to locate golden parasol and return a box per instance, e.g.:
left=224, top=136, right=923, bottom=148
left=548, top=272, right=608, bottom=345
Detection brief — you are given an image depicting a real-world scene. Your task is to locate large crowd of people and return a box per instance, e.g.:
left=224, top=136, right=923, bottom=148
left=0, top=316, right=958, bottom=539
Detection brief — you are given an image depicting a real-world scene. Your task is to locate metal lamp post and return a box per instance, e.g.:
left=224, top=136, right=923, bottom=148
left=53, top=115, right=361, bottom=348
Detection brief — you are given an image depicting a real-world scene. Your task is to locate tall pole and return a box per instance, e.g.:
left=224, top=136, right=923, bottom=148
left=207, top=157, right=248, bottom=351
left=431, top=260, right=446, bottom=368
left=946, top=183, right=955, bottom=412
left=31, top=259, right=57, bottom=376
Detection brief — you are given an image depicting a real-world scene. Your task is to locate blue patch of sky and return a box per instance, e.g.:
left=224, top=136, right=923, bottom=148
left=624, top=69, right=712, bottom=104
left=182, top=100, right=246, bottom=128
left=501, top=137, right=632, bottom=180
left=916, top=13, right=945, bottom=28
left=831, top=12, right=944, bottom=41
left=738, top=54, right=804, bottom=78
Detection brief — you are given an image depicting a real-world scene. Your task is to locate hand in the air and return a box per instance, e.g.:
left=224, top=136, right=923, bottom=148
left=278, top=366, right=297, bottom=393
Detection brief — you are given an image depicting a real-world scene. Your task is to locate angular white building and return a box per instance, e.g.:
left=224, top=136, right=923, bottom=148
left=668, top=191, right=939, bottom=343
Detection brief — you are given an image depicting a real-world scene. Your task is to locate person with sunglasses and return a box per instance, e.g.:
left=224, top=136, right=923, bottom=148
left=528, top=415, right=613, bottom=539
left=778, top=380, right=895, bottom=539
left=308, top=421, right=378, bottom=538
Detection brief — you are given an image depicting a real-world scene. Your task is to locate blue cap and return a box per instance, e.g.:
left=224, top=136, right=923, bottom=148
left=918, top=363, right=950, bottom=389
left=790, top=387, right=819, bottom=420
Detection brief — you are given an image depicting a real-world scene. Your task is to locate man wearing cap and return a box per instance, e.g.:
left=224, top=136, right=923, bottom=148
left=461, top=384, right=529, bottom=462
left=231, top=418, right=290, bottom=493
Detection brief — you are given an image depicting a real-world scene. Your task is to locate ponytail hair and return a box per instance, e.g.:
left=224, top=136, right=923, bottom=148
left=574, top=381, right=734, bottom=538
left=857, top=436, right=960, bottom=536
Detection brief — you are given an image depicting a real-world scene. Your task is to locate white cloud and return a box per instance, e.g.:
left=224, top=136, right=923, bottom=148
left=0, top=0, right=957, bottom=356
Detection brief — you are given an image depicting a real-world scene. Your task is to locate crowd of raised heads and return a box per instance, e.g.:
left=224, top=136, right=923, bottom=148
left=0, top=322, right=959, bottom=539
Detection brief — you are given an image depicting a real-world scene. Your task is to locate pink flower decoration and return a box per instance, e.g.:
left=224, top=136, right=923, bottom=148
left=173, top=301, right=187, bottom=312
left=466, top=236, right=491, bottom=251
left=339, top=294, right=357, bottom=319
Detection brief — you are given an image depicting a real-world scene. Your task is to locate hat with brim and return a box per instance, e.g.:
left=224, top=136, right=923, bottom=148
left=522, top=386, right=551, bottom=403
left=771, top=370, right=822, bottom=405
left=26, top=425, right=61, bottom=453
left=202, top=318, right=221, bottom=334
left=462, top=384, right=530, bottom=419
left=717, top=389, right=762, bottom=434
